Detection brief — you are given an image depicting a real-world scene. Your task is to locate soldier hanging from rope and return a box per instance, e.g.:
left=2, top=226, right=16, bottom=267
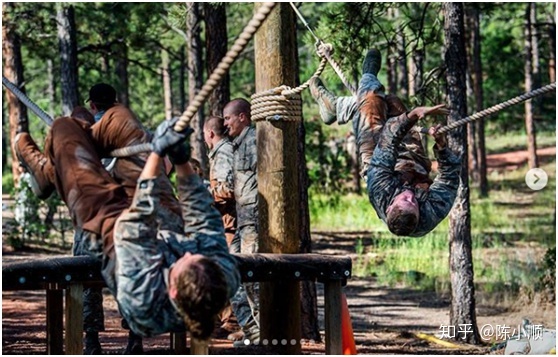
left=309, top=49, right=461, bottom=236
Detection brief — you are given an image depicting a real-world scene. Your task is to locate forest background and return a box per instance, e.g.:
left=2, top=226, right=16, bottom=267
left=2, top=2, right=556, bottom=345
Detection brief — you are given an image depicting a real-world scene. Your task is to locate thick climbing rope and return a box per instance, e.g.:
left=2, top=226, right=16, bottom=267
left=108, top=2, right=277, bottom=157
left=2, top=76, right=54, bottom=126
left=289, top=2, right=357, bottom=96
left=111, top=2, right=276, bottom=156
left=421, top=82, right=557, bottom=134
left=251, top=56, right=327, bottom=122
left=251, top=4, right=347, bottom=122
left=174, top=2, right=276, bottom=131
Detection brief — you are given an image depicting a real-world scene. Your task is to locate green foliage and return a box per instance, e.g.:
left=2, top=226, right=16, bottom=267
left=2, top=172, right=15, bottom=196
left=8, top=177, right=46, bottom=248
left=6, top=176, right=72, bottom=250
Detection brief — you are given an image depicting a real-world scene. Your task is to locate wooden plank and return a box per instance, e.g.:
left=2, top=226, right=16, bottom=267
left=46, top=287, right=64, bottom=355
left=65, top=284, right=84, bottom=355
left=236, top=253, right=351, bottom=282
left=324, top=280, right=342, bottom=355
left=170, top=331, right=187, bottom=354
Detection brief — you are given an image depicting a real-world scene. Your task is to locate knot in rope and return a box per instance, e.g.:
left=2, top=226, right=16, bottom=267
left=315, top=41, right=333, bottom=59
left=251, top=85, right=302, bottom=122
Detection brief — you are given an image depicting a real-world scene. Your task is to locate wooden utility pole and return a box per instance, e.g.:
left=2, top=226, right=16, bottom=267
left=254, top=3, right=301, bottom=354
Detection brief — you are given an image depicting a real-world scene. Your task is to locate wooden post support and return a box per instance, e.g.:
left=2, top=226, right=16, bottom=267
left=46, top=286, right=64, bottom=355
left=190, top=337, right=209, bottom=355
left=170, top=331, right=187, bottom=354
left=324, top=280, right=343, bottom=355
left=254, top=3, right=301, bottom=354
left=65, top=284, right=84, bottom=354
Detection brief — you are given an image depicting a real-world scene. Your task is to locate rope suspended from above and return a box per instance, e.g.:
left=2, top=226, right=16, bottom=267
left=289, top=2, right=357, bottom=96
left=174, top=2, right=276, bottom=132
left=110, top=2, right=277, bottom=158
left=420, top=82, right=557, bottom=134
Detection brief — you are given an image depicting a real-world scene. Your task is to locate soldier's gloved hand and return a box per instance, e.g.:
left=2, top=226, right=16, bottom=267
left=152, top=117, right=193, bottom=165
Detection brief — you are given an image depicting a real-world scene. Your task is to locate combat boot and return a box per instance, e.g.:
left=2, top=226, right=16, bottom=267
left=123, top=331, right=143, bottom=354
left=84, top=331, right=102, bottom=355
left=13, top=132, right=55, bottom=199
left=362, top=48, right=382, bottom=76
left=309, top=77, right=338, bottom=124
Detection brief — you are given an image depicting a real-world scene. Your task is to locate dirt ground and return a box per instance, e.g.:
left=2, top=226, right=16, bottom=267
left=2, top=232, right=555, bottom=355
left=2, top=146, right=556, bottom=354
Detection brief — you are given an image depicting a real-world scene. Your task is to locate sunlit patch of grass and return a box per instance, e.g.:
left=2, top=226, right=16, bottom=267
left=484, top=131, right=556, bottom=154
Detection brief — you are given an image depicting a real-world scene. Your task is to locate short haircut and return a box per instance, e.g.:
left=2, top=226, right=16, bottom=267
left=204, top=116, right=226, bottom=137
left=174, top=256, right=228, bottom=340
left=225, top=98, right=251, bottom=119
left=87, top=83, right=117, bottom=111
left=386, top=204, right=419, bottom=236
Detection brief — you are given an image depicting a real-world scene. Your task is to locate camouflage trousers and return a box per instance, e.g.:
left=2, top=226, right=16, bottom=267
left=335, top=74, right=431, bottom=184
left=73, top=228, right=104, bottom=333
left=230, top=224, right=260, bottom=332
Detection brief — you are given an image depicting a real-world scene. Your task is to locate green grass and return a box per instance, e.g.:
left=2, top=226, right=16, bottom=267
left=484, top=130, right=556, bottom=154
left=311, top=158, right=556, bottom=300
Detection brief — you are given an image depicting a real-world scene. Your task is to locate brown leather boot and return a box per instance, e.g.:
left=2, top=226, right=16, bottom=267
left=14, top=132, right=55, bottom=199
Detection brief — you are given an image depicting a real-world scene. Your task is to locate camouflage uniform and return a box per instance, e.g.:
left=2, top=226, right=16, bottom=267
left=230, top=125, right=260, bottom=333
left=367, top=113, right=461, bottom=237
left=44, top=112, right=184, bottom=333
left=208, top=138, right=236, bottom=247
left=113, top=175, right=240, bottom=337
left=73, top=228, right=104, bottom=333
left=328, top=73, right=431, bottom=186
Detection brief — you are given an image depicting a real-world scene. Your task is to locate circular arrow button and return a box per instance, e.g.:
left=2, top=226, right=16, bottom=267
left=525, top=168, right=548, bottom=191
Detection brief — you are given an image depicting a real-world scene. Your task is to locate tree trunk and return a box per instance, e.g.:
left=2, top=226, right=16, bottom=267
left=524, top=3, right=539, bottom=169
left=178, top=45, right=186, bottom=112
left=2, top=102, right=7, bottom=172
left=47, top=59, right=56, bottom=118
left=161, top=48, right=173, bottom=120
left=348, top=133, right=360, bottom=194
left=255, top=4, right=301, bottom=353
left=386, top=7, right=397, bottom=94
left=57, top=4, right=79, bottom=116
left=443, top=2, right=480, bottom=345
left=470, top=5, right=488, bottom=197
left=293, top=19, right=320, bottom=341
left=3, top=2, right=29, bottom=185
left=395, top=7, right=408, bottom=99
left=530, top=3, right=541, bottom=104
left=204, top=3, right=230, bottom=117
left=115, top=41, right=129, bottom=107
left=464, top=7, right=478, bottom=185
left=186, top=2, right=207, bottom=175
left=548, top=5, right=556, bottom=83
left=465, top=73, right=478, bottom=183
